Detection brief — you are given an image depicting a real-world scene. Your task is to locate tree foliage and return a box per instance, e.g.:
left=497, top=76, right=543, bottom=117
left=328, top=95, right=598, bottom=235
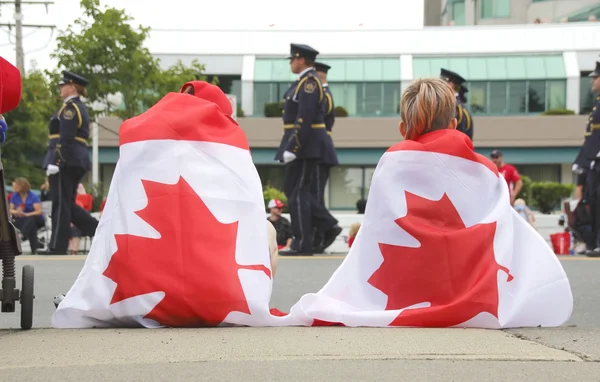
left=51, top=0, right=211, bottom=120
left=2, top=70, right=62, bottom=188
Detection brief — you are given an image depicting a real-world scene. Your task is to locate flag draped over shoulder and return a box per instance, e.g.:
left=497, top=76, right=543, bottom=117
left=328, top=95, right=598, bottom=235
left=52, top=89, right=299, bottom=328
left=52, top=92, right=573, bottom=329
left=286, top=130, right=573, bottom=328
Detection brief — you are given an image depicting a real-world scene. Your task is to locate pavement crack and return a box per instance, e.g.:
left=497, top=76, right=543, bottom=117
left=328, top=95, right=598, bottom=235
left=504, top=330, right=597, bottom=363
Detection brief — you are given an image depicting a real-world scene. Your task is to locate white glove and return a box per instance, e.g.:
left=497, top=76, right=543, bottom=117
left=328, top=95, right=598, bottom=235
left=46, top=164, right=59, bottom=176
left=283, top=151, right=296, bottom=164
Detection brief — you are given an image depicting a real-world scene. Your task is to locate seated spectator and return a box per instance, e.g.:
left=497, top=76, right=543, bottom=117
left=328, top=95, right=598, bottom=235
left=348, top=222, right=360, bottom=248
left=267, top=199, right=293, bottom=250
left=9, top=177, right=44, bottom=254
left=513, top=198, right=536, bottom=230
left=356, top=198, right=367, bottom=214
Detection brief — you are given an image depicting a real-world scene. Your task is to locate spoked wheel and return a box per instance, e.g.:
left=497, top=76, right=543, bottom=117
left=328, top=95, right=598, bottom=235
left=20, top=265, right=34, bottom=330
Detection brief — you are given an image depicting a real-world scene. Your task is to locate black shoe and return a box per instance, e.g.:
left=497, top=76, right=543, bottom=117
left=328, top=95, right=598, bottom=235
left=322, top=225, right=342, bottom=250
left=312, top=245, right=325, bottom=254
left=37, top=249, right=68, bottom=256
left=279, top=249, right=313, bottom=256
left=585, top=248, right=600, bottom=258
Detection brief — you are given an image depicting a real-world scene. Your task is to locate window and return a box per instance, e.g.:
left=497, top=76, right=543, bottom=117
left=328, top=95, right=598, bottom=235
left=481, top=0, right=510, bottom=19
left=329, top=167, right=364, bottom=209
left=452, top=0, right=466, bottom=25
left=463, top=80, right=566, bottom=115
left=580, top=75, right=596, bottom=114
left=256, top=166, right=285, bottom=191
left=328, top=82, right=401, bottom=116
left=253, top=82, right=292, bottom=116
left=515, top=165, right=561, bottom=183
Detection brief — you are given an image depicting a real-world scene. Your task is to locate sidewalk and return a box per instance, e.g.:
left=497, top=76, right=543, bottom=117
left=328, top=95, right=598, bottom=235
left=0, top=327, right=598, bottom=380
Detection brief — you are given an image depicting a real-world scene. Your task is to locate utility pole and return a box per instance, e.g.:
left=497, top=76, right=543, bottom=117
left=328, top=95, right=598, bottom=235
left=0, top=1, right=54, bottom=73
left=14, top=0, right=23, bottom=73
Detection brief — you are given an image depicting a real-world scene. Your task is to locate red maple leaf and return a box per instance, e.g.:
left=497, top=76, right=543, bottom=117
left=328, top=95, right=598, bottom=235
left=367, top=192, right=513, bottom=327
left=102, top=176, right=270, bottom=327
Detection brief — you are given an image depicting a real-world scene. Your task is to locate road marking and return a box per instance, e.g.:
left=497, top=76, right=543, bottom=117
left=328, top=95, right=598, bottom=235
left=14, top=255, right=600, bottom=262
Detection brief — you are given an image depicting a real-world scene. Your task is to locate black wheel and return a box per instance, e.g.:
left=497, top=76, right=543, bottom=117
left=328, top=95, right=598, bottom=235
left=20, top=265, right=34, bottom=330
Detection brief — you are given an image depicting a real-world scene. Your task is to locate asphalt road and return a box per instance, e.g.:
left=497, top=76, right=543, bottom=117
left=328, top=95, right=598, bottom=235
left=0, top=255, right=597, bottom=330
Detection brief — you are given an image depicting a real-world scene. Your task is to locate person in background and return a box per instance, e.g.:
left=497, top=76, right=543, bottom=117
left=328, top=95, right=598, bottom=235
left=267, top=199, right=293, bottom=250
left=68, top=183, right=88, bottom=255
left=41, top=70, right=99, bottom=255
left=440, top=68, right=473, bottom=141
left=490, top=149, right=523, bottom=205
left=40, top=177, right=50, bottom=202
left=513, top=198, right=536, bottom=230
left=312, top=61, right=339, bottom=253
left=9, top=177, right=44, bottom=254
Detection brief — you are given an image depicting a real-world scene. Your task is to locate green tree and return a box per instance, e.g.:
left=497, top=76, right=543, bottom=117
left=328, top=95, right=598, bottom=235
left=51, top=0, right=164, bottom=119
left=2, top=70, right=62, bottom=188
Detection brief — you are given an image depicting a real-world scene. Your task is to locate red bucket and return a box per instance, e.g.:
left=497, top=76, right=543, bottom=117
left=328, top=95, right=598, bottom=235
left=550, top=232, right=570, bottom=255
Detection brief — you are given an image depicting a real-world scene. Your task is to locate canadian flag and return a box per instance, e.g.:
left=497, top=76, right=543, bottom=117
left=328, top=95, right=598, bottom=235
left=52, top=85, right=299, bottom=328
left=52, top=86, right=573, bottom=329
left=286, top=130, right=573, bottom=328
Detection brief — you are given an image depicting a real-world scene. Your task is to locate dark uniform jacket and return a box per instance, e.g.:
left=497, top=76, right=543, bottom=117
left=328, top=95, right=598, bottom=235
left=456, top=96, right=474, bottom=140
left=322, top=85, right=339, bottom=167
left=274, top=68, right=329, bottom=162
left=574, top=95, right=600, bottom=171
left=43, top=96, right=91, bottom=171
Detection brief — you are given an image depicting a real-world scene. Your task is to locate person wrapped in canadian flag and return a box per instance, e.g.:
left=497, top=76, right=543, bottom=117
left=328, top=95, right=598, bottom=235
left=52, top=78, right=573, bottom=329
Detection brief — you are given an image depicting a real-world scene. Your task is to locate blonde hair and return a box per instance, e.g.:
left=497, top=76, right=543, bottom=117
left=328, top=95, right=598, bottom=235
left=13, top=177, right=31, bottom=193
left=400, top=78, right=457, bottom=140
left=348, top=222, right=361, bottom=238
left=74, top=84, right=88, bottom=98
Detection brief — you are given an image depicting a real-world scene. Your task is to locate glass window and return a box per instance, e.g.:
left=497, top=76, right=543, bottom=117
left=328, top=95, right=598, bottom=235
left=515, top=165, right=561, bottom=183
left=546, top=80, right=566, bottom=110
left=364, top=167, right=376, bottom=199
left=481, top=0, right=510, bottom=18
left=329, top=167, right=364, bottom=209
left=253, top=82, right=290, bottom=116
left=363, top=83, right=382, bottom=115
left=468, top=82, right=487, bottom=114
left=452, top=1, right=465, bottom=25
left=382, top=82, right=401, bottom=115
left=528, top=80, right=546, bottom=113
left=480, top=0, right=494, bottom=18
left=508, top=81, right=527, bottom=114
left=256, top=166, right=285, bottom=191
left=580, top=75, right=596, bottom=114
left=488, top=81, right=507, bottom=114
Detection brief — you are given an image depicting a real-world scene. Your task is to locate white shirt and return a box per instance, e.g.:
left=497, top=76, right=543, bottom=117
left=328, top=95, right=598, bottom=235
left=296, top=67, right=313, bottom=80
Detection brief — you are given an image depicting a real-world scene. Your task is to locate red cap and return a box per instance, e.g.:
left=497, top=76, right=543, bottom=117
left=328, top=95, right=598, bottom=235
left=0, top=57, right=22, bottom=114
left=179, top=81, right=232, bottom=116
left=268, top=199, right=285, bottom=209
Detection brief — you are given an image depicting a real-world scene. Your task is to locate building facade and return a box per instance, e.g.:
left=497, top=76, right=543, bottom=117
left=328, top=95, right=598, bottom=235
left=441, top=0, right=600, bottom=25
left=93, top=22, right=600, bottom=210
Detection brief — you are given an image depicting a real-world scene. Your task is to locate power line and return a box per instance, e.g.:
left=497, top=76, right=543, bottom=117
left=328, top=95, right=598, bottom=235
left=0, top=0, right=55, bottom=73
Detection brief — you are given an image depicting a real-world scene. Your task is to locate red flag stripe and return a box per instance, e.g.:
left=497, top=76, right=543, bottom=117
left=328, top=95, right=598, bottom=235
left=119, top=93, right=249, bottom=150
left=386, top=130, right=498, bottom=176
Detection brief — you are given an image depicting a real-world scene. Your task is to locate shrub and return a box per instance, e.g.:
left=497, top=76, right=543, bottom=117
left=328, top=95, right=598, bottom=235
left=519, top=175, right=533, bottom=205
left=335, top=106, right=348, bottom=117
left=263, top=186, right=288, bottom=213
left=530, top=182, right=575, bottom=214
left=264, top=102, right=284, bottom=117
left=236, top=105, right=245, bottom=118
left=541, top=109, right=575, bottom=116
left=88, top=182, right=105, bottom=213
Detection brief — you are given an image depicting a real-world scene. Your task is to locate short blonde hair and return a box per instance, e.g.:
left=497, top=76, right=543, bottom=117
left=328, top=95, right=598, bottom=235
left=400, top=78, right=457, bottom=140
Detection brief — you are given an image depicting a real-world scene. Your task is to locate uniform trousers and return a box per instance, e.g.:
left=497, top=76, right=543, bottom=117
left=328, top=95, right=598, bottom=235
left=584, top=167, right=600, bottom=250
left=310, top=163, right=330, bottom=250
left=283, top=159, right=338, bottom=253
left=48, top=166, right=99, bottom=252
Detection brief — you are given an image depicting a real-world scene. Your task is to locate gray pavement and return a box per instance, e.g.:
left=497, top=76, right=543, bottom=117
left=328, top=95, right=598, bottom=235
left=0, top=255, right=597, bottom=380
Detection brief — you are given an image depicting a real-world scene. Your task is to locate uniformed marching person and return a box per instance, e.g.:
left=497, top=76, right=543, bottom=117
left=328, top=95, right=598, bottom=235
left=274, top=44, right=342, bottom=256
left=440, top=68, right=474, bottom=141
left=312, top=61, right=339, bottom=252
left=573, top=60, right=600, bottom=257
left=39, top=71, right=99, bottom=255
left=459, top=83, right=468, bottom=104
